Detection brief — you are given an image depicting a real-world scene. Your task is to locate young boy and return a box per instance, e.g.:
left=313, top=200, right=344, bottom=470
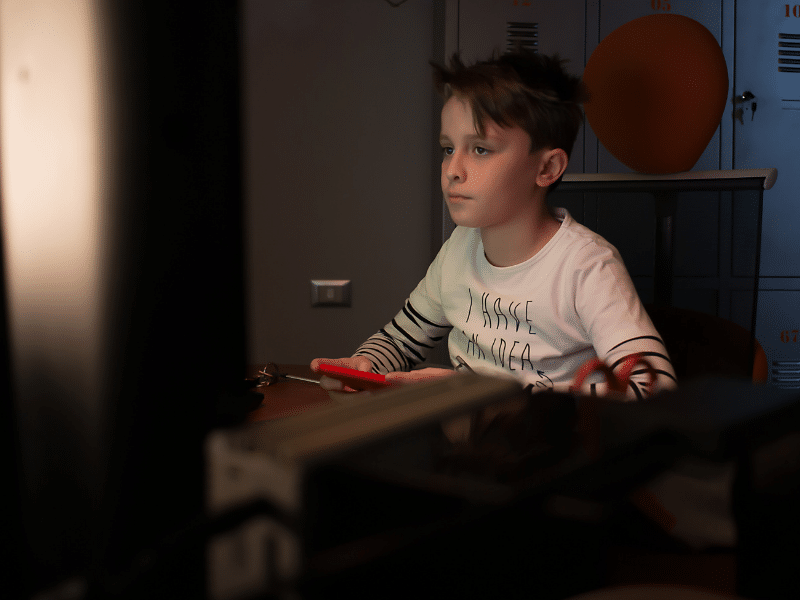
left=312, top=50, right=676, bottom=398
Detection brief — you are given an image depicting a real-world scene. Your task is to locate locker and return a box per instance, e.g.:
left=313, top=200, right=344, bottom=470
left=757, top=290, right=800, bottom=389
left=735, top=1, right=800, bottom=387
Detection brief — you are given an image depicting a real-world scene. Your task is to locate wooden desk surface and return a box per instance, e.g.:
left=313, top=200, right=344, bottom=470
left=245, top=364, right=333, bottom=422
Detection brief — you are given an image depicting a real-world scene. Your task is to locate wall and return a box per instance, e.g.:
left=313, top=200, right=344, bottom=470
left=244, top=0, right=444, bottom=365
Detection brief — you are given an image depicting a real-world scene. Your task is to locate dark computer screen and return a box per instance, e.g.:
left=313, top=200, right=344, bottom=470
left=1, top=2, right=246, bottom=597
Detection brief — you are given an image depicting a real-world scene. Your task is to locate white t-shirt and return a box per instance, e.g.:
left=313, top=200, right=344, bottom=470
left=356, top=208, right=676, bottom=397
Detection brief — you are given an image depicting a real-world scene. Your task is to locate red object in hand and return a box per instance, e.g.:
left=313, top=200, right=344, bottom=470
left=316, top=363, right=392, bottom=391
left=570, top=353, right=657, bottom=396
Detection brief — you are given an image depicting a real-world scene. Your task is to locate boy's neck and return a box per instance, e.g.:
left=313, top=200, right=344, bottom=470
left=480, top=202, right=561, bottom=268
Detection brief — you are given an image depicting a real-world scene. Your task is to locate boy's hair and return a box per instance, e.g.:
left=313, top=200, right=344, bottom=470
left=432, top=49, right=587, bottom=191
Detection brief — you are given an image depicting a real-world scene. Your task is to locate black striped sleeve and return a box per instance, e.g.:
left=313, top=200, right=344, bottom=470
left=354, top=300, right=452, bottom=374
left=603, top=335, right=677, bottom=399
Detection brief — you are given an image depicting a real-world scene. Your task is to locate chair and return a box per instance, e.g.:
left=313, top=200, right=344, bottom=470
left=644, top=304, right=767, bottom=383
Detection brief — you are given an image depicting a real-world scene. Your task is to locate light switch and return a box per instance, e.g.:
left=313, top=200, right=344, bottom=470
left=311, top=280, right=351, bottom=307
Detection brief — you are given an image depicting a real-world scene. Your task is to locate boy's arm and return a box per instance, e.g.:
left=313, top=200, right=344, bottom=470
left=354, top=299, right=453, bottom=374
left=574, top=243, right=677, bottom=399
left=602, top=335, right=677, bottom=399
left=354, top=235, right=454, bottom=375
left=310, top=298, right=452, bottom=391
left=312, top=232, right=455, bottom=384
left=309, top=356, right=374, bottom=392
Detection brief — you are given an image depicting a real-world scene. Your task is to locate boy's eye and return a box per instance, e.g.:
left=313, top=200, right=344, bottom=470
left=441, top=146, right=454, bottom=156
left=474, top=146, right=489, bottom=155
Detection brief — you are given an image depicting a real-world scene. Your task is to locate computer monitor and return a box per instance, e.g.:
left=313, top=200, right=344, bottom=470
left=1, top=2, right=245, bottom=596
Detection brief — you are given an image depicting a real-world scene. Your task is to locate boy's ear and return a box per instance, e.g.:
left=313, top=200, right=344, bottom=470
left=535, top=148, right=568, bottom=188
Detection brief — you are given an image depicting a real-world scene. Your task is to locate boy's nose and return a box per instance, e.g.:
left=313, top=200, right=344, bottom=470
left=445, top=151, right=466, bottom=182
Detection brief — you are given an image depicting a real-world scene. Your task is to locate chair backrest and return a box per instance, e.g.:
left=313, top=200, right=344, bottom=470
left=645, top=304, right=767, bottom=383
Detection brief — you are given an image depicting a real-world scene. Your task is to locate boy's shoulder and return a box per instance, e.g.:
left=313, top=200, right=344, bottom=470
left=551, top=208, right=620, bottom=258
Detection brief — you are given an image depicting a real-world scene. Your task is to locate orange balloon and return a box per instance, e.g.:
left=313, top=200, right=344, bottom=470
left=583, top=14, right=729, bottom=174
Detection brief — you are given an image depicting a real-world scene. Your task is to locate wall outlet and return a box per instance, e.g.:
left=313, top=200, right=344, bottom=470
left=310, top=280, right=351, bottom=307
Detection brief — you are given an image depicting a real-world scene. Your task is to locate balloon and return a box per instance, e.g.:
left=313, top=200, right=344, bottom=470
left=583, top=14, right=729, bottom=174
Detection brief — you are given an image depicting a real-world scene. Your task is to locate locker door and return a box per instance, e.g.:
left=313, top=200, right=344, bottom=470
left=595, top=1, right=728, bottom=174
left=735, top=1, right=800, bottom=387
left=734, top=2, right=800, bottom=277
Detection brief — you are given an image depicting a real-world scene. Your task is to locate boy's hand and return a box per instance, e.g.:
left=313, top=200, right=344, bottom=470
left=310, top=356, right=373, bottom=392
left=385, top=368, right=456, bottom=385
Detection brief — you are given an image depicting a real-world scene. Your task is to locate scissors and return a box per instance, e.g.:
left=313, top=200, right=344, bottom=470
left=257, top=362, right=321, bottom=386
left=570, top=353, right=656, bottom=396
left=454, top=355, right=475, bottom=373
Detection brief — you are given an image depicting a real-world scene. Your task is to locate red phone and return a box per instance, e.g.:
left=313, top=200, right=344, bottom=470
left=316, top=363, right=391, bottom=391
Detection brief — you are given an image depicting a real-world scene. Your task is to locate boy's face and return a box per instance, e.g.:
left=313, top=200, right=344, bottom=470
left=439, top=96, right=551, bottom=231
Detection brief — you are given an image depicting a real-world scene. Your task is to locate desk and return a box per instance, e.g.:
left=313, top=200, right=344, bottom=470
left=245, top=364, right=331, bottom=422
left=217, top=370, right=606, bottom=599
left=212, top=374, right=800, bottom=599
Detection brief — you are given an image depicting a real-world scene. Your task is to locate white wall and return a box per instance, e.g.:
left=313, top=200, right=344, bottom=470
left=244, top=0, right=443, bottom=365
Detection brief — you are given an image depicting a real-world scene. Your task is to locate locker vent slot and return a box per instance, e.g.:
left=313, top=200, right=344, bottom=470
left=506, top=22, right=538, bottom=53
left=779, top=34, right=800, bottom=72
left=772, top=361, right=800, bottom=389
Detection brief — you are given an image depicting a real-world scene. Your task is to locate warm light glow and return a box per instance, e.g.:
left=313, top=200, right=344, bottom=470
left=1, top=0, right=103, bottom=380
left=0, top=0, right=107, bottom=521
